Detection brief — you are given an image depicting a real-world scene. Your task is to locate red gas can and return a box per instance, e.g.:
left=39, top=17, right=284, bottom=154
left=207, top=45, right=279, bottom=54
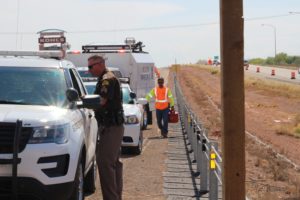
left=168, top=110, right=179, bottom=123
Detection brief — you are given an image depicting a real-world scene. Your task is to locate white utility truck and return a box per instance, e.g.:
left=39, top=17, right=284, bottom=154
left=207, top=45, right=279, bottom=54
left=65, top=38, right=156, bottom=126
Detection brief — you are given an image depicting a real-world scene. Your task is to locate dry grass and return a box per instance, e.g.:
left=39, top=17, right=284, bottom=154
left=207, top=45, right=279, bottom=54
left=275, top=124, right=300, bottom=138
left=245, top=76, right=300, bottom=99
left=275, top=125, right=293, bottom=136
left=210, top=68, right=219, bottom=75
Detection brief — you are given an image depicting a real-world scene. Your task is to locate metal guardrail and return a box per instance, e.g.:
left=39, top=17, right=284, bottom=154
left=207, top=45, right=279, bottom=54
left=174, top=75, right=222, bottom=200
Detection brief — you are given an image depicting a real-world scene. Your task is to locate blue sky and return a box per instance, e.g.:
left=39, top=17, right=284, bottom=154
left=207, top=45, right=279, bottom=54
left=0, top=0, right=299, bottom=67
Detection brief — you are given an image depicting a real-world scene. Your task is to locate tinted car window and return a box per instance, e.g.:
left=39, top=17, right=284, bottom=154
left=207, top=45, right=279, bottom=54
left=0, top=67, right=67, bottom=106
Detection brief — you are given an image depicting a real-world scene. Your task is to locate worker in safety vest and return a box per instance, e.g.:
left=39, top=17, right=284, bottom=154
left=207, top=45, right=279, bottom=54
left=146, top=77, right=174, bottom=138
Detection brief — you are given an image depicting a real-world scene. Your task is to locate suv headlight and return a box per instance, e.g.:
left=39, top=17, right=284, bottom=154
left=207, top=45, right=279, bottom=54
left=125, top=115, right=139, bottom=124
left=28, top=124, right=70, bottom=144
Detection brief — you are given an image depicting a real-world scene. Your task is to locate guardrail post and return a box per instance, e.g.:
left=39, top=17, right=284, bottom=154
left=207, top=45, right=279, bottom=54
left=200, top=132, right=208, bottom=192
left=196, top=130, right=202, bottom=174
left=193, top=120, right=198, bottom=162
left=187, top=112, right=192, bottom=144
left=209, top=142, right=218, bottom=200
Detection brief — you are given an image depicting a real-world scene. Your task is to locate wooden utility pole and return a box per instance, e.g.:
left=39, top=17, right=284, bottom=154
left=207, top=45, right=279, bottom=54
left=220, top=0, right=245, bottom=199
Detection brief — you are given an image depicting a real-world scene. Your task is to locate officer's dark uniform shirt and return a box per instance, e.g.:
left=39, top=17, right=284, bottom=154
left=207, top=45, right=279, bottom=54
left=94, top=69, right=124, bottom=127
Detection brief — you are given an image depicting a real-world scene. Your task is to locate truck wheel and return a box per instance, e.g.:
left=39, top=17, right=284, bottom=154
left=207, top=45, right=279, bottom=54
left=141, top=111, right=148, bottom=130
left=84, top=156, right=97, bottom=194
left=70, top=158, right=84, bottom=200
left=132, top=131, right=143, bottom=155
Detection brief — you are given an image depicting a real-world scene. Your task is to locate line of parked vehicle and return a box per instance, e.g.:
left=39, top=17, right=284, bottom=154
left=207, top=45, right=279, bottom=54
left=0, top=37, right=156, bottom=199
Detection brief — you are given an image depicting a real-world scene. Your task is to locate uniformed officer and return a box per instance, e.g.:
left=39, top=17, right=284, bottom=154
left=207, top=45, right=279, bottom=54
left=146, top=77, right=174, bottom=138
left=88, top=55, right=124, bottom=200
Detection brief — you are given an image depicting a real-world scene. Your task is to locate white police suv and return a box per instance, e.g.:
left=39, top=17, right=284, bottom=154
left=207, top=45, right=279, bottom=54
left=0, top=51, right=99, bottom=200
left=83, top=80, right=147, bottom=154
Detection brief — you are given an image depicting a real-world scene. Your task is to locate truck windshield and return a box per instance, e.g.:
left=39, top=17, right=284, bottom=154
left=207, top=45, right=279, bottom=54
left=0, top=67, right=67, bottom=107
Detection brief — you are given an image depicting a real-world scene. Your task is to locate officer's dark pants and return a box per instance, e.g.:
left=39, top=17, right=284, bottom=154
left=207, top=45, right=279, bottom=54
left=156, top=108, right=169, bottom=136
left=96, top=125, right=124, bottom=200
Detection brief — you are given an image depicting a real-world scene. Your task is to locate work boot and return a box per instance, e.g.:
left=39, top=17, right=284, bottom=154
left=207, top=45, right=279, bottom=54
left=162, top=132, right=168, bottom=138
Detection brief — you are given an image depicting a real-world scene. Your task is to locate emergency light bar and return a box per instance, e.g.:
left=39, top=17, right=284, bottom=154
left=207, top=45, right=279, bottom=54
left=82, top=45, right=131, bottom=51
left=0, top=51, right=63, bottom=59
left=82, top=41, right=145, bottom=53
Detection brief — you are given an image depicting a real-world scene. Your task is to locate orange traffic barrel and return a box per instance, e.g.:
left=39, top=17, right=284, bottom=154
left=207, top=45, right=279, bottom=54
left=271, top=69, right=275, bottom=76
left=256, top=67, right=260, bottom=73
left=291, top=71, right=296, bottom=79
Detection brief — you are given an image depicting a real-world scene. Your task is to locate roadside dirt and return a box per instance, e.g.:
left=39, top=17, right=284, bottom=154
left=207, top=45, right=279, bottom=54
left=173, top=65, right=300, bottom=199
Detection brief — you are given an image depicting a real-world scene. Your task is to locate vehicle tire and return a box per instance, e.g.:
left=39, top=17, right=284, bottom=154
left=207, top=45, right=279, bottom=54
left=121, top=146, right=129, bottom=154
left=132, top=131, right=143, bottom=155
left=141, top=111, right=148, bottom=130
left=84, top=156, right=97, bottom=194
left=145, top=104, right=152, bottom=125
left=69, top=157, right=85, bottom=200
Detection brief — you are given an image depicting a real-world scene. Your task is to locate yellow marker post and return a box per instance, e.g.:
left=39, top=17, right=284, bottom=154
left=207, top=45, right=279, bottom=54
left=210, top=152, right=216, bottom=169
left=188, top=115, right=191, bottom=123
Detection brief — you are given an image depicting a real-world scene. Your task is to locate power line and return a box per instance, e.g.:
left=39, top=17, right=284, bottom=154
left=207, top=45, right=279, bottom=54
left=0, top=13, right=299, bottom=35
left=243, top=13, right=295, bottom=21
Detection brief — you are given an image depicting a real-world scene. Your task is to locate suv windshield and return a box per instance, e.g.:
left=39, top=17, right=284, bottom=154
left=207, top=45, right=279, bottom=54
left=122, top=86, right=134, bottom=104
left=78, top=68, right=122, bottom=79
left=78, top=70, right=94, bottom=78
left=85, top=84, right=96, bottom=94
left=0, top=67, right=67, bottom=106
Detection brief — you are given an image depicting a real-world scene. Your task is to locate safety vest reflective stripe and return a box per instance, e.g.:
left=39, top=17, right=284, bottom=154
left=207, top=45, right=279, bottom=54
left=156, top=99, right=168, bottom=103
left=165, top=88, right=168, bottom=100
left=148, top=93, right=153, bottom=98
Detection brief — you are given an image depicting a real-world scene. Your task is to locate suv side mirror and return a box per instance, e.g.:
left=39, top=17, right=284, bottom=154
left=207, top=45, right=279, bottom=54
left=78, top=95, right=101, bottom=109
left=130, top=92, right=136, bottom=99
left=66, top=88, right=79, bottom=102
left=137, top=98, right=148, bottom=105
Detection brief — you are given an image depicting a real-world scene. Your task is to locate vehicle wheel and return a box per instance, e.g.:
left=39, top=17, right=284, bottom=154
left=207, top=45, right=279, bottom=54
left=121, top=147, right=129, bottom=154
left=145, top=104, right=152, bottom=125
left=141, top=111, right=148, bottom=130
left=84, top=156, right=97, bottom=194
left=69, top=158, right=84, bottom=200
left=132, top=131, right=143, bottom=155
